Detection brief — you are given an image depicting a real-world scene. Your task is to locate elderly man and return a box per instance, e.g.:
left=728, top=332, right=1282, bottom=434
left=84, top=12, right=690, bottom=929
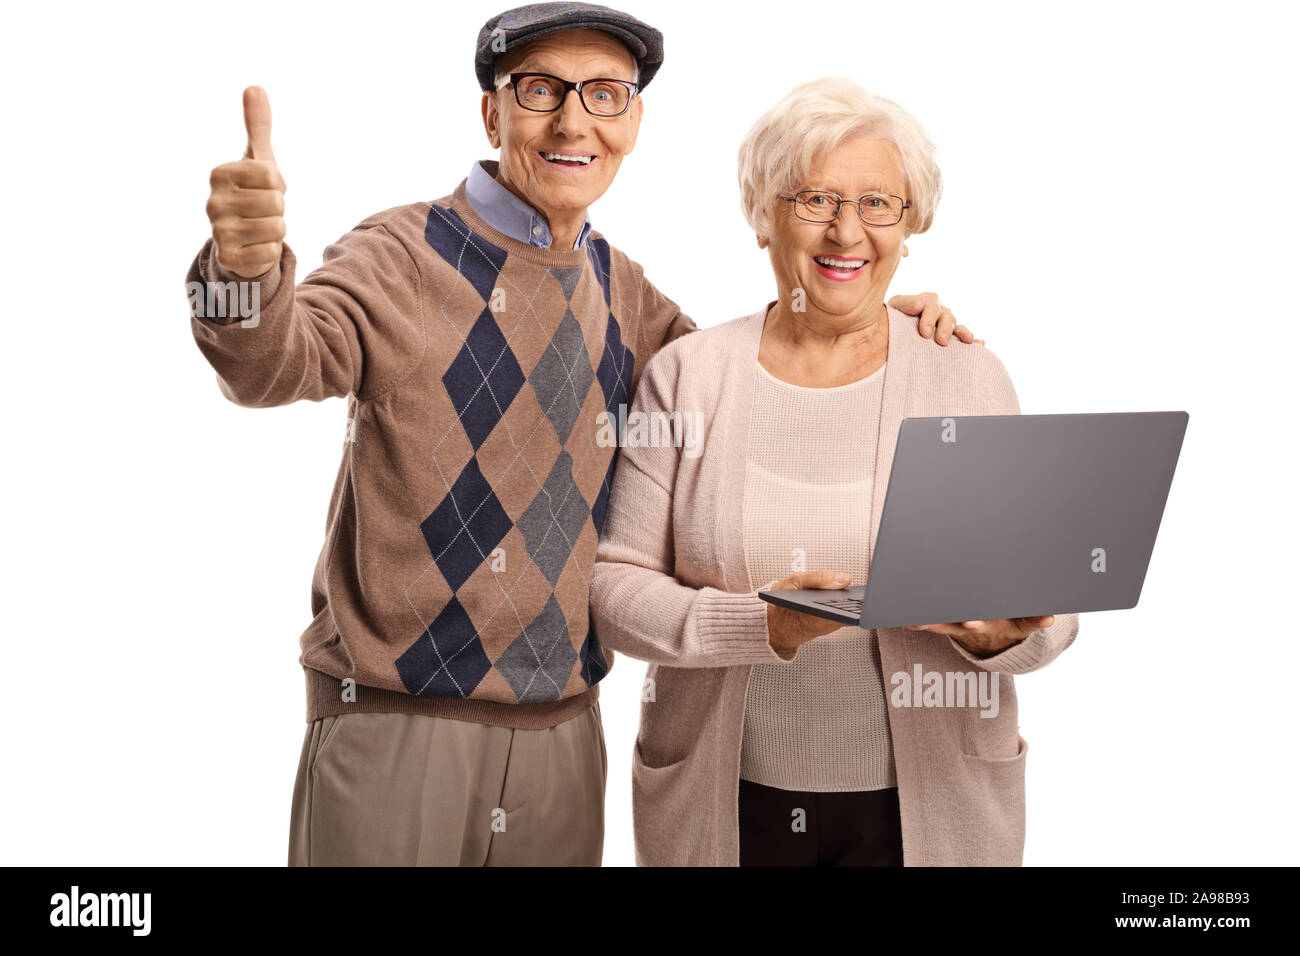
left=187, top=2, right=975, bottom=867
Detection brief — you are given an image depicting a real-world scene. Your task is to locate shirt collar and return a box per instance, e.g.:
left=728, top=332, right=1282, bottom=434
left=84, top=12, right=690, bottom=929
left=465, top=159, right=592, bottom=250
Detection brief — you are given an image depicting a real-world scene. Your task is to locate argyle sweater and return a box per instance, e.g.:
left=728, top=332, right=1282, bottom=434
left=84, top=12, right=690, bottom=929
left=188, top=180, right=695, bottom=728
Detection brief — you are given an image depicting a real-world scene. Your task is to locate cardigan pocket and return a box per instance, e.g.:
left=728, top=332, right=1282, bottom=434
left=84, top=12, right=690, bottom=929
left=953, top=734, right=1029, bottom=866
left=632, top=736, right=690, bottom=772
left=630, top=741, right=704, bottom=865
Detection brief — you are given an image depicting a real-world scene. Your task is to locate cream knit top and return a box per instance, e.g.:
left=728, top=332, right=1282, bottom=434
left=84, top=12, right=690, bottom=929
left=740, top=358, right=898, bottom=792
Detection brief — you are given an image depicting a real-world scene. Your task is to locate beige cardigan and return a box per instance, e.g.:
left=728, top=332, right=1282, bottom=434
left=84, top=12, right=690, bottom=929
left=590, top=304, right=1080, bottom=866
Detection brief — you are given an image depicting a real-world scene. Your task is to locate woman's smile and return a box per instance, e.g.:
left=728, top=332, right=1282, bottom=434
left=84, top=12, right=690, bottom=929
left=812, top=254, right=869, bottom=281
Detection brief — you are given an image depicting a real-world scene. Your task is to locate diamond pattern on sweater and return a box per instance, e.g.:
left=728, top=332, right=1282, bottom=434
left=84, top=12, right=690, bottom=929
left=517, top=450, right=591, bottom=586
left=424, top=205, right=508, bottom=302
left=495, top=595, right=577, bottom=703
left=586, top=237, right=612, bottom=307
left=529, top=309, right=595, bottom=444
left=550, top=266, right=583, bottom=301
left=394, top=597, right=492, bottom=699
left=591, top=453, right=618, bottom=537
left=397, top=202, right=636, bottom=705
left=578, top=626, right=608, bottom=687
left=596, top=310, right=634, bottom=416
left=444, top=306, right=527, bottom=449
left=419, top=457, right=513, bottom=592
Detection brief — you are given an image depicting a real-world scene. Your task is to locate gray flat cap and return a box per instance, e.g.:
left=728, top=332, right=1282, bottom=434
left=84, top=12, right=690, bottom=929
left=475, top=2, right=664, bottom=92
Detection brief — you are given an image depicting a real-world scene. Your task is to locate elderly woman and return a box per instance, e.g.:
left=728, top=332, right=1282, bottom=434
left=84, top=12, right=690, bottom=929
left=589, top=77, right=1080, bottom=867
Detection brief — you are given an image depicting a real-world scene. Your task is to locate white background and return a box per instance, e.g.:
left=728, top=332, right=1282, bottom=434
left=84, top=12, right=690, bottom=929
left=2, top=0, right=1297, bottom=865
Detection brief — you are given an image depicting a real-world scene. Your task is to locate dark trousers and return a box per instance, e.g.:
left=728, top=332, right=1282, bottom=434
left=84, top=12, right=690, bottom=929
left=738, top=778, right=904, bottom=867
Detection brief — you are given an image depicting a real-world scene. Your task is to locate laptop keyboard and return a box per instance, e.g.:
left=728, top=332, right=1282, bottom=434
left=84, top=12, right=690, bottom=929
left=814, top=597, right=863, bottom=614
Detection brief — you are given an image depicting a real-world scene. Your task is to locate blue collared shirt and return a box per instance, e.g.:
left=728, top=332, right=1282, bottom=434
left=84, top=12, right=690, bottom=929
left=465, top=160, right=593, bottom=250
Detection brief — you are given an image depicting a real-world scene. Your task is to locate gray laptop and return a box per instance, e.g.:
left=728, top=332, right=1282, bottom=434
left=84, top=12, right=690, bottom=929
left=759, top=412, right=1188, bottom=629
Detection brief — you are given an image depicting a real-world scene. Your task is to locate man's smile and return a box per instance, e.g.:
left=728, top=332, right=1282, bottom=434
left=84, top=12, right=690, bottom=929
left=538, top=149, right=598, bottom=170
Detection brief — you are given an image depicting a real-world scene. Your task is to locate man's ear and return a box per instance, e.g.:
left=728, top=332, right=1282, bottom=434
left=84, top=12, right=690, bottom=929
left=757, top=234, right=769, bottom=249
left=481, top=92, right=502, bottom=149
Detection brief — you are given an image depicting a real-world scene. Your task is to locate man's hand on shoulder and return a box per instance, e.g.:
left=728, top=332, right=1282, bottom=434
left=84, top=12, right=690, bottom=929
left=889, top=292, right=985, bottom=347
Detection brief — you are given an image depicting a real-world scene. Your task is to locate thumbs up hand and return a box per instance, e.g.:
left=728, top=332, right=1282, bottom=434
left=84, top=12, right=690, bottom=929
left=206, top=86, right=287, bottom=278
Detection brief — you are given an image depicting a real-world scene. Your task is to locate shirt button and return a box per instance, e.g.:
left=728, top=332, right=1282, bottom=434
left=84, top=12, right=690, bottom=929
left=532, top=224, right=543, bottom=236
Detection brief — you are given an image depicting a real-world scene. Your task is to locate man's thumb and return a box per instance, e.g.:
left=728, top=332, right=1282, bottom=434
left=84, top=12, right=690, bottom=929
left=242, top=86, right=276, bottom=164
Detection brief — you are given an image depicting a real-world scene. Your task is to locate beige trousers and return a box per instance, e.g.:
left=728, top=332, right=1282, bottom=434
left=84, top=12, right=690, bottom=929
left=288, top=702, right=606, bottom=866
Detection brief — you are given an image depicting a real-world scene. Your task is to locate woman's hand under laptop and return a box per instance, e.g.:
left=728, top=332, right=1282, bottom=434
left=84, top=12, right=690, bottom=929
left=905, top=616, right=1057, bottom=659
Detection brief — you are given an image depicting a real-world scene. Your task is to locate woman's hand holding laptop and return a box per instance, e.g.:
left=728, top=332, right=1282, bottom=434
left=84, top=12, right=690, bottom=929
left=765, top=569, right=856, bottom=658
left=903, top=616, right=1056, bottom=659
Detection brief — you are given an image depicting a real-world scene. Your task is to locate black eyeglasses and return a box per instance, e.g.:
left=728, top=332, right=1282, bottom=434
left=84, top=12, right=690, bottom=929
left=502, top=72, right=638, bottom=117
left=779, top=190, right=911, bottom=227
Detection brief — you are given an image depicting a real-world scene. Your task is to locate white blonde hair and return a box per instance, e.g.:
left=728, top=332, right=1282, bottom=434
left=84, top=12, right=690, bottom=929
left=738, top=77, right=942, bottom=238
